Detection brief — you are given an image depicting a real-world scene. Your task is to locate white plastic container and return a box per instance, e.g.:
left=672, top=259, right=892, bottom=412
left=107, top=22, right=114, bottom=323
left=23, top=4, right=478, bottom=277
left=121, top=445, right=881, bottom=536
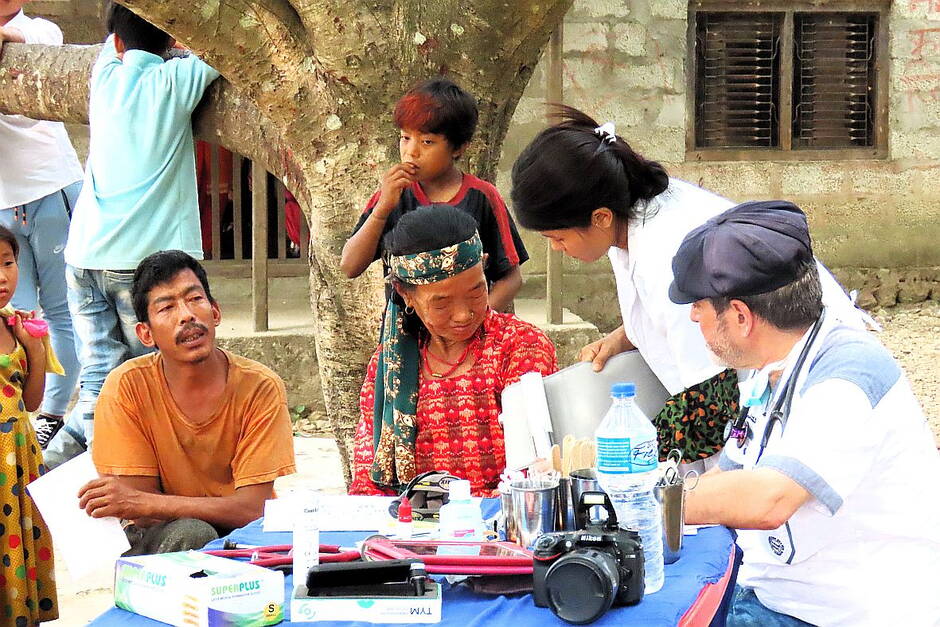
left=595, top=381, right=664, bottom=594
left=292, top=491, right=321, bottom=589
left=437, top=479, right=484, bottom=540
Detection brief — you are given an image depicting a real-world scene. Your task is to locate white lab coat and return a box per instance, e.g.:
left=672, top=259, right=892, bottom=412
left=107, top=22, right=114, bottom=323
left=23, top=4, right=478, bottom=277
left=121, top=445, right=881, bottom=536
left=608, top=178, right=868, bottom=395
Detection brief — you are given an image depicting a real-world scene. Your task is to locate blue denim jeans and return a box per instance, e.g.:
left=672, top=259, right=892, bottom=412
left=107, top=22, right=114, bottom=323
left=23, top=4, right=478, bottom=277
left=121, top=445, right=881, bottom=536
left=0, top=181, right=82, bottom=416
left=727, top=585, right=815, bottom=627
left=43, top=264, right=154, bottom=468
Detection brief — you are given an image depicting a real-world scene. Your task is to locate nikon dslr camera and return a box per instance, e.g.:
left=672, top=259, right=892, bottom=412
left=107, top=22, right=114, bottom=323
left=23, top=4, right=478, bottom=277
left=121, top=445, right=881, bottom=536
left=532, top=491, right=644, bottom=624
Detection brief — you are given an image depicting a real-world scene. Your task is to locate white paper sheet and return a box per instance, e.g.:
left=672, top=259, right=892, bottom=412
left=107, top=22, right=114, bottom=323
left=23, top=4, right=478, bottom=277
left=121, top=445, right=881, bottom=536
left=264, top=495, right=397, bottom=532
left=264, top=494, right=484, bottom=533
left=263, top=496, right=298, bottom=532
left=499, top=411, right=537, bottom=471
left=519, top=372, right=553, bottom=458
left=683, top=523, right=719, bottom=536
left=501, top=371, right=554, bottom=467
left=26, top=452, right=130, bottom=579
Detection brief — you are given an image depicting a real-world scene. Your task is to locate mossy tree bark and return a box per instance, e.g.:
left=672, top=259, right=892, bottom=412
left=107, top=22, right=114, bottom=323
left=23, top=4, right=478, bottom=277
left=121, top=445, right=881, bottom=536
left=0, top=0, right=572, bottom=484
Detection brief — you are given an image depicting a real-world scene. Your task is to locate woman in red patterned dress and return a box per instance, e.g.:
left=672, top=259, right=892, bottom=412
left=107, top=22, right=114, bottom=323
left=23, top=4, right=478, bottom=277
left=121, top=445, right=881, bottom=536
left=350, top=205, right=557, bottom=496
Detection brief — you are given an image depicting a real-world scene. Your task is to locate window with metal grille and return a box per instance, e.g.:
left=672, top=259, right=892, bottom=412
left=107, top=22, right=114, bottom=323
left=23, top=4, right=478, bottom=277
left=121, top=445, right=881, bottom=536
left=688, top=2, right=887, bottom=160
left=695, top=13, right=782, bottom=149
left=793, top=13, right=877, bottom=148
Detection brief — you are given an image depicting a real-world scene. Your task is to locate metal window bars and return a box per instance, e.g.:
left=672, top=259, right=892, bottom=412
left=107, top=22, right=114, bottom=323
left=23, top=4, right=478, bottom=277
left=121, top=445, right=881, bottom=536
left=693, top=10, right=879, bottom=152
left=792, top=13, right=877, bottom=148
left=695, top=12, right=782, bottom=148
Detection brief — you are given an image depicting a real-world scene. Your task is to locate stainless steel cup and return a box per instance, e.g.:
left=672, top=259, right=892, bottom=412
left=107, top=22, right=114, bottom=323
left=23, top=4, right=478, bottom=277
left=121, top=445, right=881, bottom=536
left=568, top=468, right=604, bottom=529
left=555, top=477, right=576, bottom=530
left=654, top=480, right=685, bottom=564
left=499, top=490, right=518, bottom=543
left=509, top=479, right=558, bottom=549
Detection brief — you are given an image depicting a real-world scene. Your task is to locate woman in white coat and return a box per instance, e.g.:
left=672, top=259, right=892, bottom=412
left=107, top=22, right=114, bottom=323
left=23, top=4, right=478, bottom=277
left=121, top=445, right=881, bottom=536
left=510, top=106, right=867, bottom=464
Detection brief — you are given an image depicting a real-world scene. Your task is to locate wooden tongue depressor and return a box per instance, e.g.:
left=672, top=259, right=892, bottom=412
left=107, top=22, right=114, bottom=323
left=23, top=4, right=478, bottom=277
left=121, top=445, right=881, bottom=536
left=571, top=440, right=585, bottom=473
left=569, top=438, right=596, bottom=472
left=583, top=440, right=596, bottom=469
left=562, top=435, right=575, bottom=475
left=551, top=444, right=562, bottom=473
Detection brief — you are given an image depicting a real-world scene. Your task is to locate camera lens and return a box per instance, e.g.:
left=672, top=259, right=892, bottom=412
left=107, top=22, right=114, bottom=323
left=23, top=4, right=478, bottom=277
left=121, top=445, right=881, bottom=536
left=543, top=548, right=620, bottom=624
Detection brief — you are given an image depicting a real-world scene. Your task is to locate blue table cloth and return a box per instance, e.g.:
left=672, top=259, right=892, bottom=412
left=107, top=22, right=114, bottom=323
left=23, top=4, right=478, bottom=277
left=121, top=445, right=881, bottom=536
left=92, top=501, right=733, bottom=626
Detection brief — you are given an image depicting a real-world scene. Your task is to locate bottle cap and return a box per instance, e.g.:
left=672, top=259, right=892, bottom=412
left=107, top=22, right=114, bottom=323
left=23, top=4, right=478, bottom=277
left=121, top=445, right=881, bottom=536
left=611, top=382, right=636, bottom=398
left=449, top=479, right=471, bottom=501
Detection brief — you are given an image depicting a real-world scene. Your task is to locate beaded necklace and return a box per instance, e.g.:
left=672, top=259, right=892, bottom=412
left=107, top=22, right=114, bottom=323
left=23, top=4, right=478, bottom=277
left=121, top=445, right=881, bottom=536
left=421, top=331, right=483, bottom=379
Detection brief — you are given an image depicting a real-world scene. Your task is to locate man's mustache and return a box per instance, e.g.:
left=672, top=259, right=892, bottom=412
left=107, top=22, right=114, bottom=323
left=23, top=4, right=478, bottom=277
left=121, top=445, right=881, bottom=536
left=175, top=322, right=209, bottom=344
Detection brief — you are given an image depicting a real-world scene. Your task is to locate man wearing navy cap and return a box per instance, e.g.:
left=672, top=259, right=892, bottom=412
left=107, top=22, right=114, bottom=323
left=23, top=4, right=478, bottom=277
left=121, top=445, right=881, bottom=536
left=674, top=201, right=940, bottom=626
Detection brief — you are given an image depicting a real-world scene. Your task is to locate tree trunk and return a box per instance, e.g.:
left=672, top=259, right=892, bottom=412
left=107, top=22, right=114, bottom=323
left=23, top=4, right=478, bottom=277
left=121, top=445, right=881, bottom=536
left=0, top=0, right=573, bottom=486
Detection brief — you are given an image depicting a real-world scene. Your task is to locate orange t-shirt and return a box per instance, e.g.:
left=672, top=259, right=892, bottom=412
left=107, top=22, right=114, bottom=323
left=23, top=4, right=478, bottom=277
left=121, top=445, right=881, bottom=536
left=92, top=350, right=296, bottom=497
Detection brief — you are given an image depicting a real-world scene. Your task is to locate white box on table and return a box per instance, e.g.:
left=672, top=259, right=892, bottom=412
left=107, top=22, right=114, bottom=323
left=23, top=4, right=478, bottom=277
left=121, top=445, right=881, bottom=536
left=290, top=583, right=442, bottom=623
left=113, top=550, right=284, bottom=626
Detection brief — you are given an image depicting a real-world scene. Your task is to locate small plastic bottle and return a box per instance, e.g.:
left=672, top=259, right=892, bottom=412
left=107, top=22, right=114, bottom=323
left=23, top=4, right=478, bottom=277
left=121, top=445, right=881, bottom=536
left=437, top=480, right=484, bottom=540
left=292, top=491, right=320, bottom=593
left=397, top=495, right=413, bottom=539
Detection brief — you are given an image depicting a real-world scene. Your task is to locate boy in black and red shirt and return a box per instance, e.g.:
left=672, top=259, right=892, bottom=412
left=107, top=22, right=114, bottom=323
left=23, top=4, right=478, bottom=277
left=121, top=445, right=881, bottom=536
left=341, top=78, right=527, bottom=310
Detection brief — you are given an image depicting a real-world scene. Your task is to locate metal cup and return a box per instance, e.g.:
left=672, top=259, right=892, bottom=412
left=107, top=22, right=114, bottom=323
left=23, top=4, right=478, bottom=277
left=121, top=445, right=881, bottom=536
left=499, top=490, right=518, bottom=542
left=654, top=480, right=685, bottom=564
left=555, top=477, right=576, bottom=530
left=509, top=479, right=558, bottom=549
left=568, top=468, right=604, bottom=529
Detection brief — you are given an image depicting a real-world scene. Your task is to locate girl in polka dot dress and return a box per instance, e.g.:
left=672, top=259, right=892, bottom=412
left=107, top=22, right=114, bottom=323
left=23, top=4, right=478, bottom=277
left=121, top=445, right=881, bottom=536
left=0, top=226, right=57, bottom=625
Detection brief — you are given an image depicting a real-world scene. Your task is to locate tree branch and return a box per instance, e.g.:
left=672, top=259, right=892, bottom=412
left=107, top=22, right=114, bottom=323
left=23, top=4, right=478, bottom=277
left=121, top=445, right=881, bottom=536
left=281, top=0, right=322, bottom=39
left=0, top=43, right=98, bottom=123
left=284, top=0, right=389, bottom=72
left=0, top=42, right=297, bottom=196
left=116, top=0, right=314, bottom=120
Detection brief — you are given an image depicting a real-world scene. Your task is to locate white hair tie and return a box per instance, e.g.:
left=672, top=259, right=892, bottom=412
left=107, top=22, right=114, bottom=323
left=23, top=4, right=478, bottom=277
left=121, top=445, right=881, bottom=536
left=593, top=121, right=617, bottom=144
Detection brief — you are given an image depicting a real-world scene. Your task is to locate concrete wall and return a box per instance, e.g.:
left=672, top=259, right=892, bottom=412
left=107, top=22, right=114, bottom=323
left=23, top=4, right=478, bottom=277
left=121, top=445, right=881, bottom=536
left=498, top=0, right=940, bottom=325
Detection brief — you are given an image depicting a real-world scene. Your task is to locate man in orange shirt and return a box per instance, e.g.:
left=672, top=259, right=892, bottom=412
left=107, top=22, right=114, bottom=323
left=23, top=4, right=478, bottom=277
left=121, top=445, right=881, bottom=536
left=78, top=250, right=296, bottom=554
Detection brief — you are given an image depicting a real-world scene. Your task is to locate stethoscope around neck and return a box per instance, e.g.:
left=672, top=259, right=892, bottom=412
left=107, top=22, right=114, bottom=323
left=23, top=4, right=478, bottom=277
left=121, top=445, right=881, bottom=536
left=731, top=311, right=826, bottom=462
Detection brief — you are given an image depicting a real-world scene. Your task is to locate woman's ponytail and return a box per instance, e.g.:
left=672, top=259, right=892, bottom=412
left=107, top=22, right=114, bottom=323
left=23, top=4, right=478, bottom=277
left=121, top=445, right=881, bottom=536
left=610, top=139, right=669, bottom=203
left=548, top=104, right=602, bottom=131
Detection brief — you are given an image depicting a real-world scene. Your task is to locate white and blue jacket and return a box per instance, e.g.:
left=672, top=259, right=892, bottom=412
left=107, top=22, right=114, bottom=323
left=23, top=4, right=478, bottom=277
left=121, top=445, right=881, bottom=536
left=721, top=313, right=940, bottom=626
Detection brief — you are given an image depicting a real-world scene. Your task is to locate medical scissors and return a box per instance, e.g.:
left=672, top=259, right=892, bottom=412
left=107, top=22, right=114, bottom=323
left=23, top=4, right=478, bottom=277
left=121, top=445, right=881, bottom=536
left=665, top=449, right=683, bottom=467
left=661, top=466, right=699, bottom=490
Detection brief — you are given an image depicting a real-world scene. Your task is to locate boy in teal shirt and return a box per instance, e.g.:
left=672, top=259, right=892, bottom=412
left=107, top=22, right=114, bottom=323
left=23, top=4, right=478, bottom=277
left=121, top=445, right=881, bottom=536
left=46, top=3, right=220, bottom=466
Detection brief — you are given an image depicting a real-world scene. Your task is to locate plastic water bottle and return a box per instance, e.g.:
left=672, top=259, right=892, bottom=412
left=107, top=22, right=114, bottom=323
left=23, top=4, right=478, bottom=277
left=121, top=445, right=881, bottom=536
left=438, top=479, right=484, bottom=540
left=595, top=382, right=664, bottom=594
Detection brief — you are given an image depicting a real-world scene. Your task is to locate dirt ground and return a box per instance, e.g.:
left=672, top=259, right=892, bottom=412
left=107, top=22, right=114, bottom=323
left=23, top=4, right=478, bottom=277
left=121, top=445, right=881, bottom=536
left=874, top=302, right=940, bottom=444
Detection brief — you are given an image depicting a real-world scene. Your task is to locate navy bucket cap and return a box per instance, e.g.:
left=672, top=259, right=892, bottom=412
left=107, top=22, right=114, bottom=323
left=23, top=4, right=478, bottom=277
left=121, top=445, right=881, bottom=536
left=668, top=200, right=813, bottom=305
